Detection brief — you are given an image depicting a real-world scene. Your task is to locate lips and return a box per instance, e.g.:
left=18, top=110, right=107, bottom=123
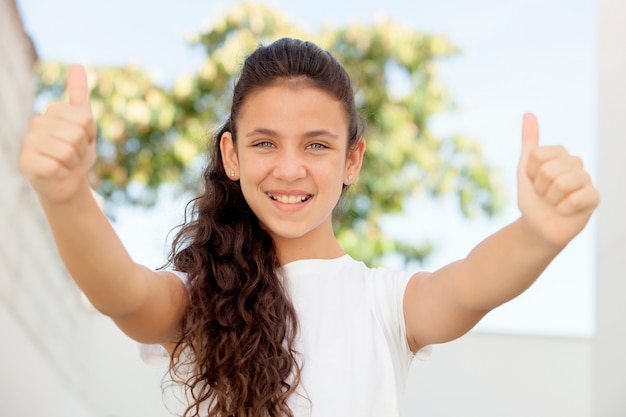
left=266, top=192, right=312, bottom=204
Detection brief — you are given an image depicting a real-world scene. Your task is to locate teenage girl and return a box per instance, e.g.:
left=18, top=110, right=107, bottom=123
left=19, top=38, right=599, bottom=417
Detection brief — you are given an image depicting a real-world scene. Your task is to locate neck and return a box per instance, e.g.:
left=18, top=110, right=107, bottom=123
left=272, top=224, right=345, bottom=265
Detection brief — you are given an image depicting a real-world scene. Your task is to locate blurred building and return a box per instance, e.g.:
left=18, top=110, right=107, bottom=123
left=0, top=1, right=167, bottom=415
left=0, top=0, right=96, bottom=414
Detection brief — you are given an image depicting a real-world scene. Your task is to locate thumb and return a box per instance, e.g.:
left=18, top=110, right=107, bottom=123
left=66, top=64, right=91, bottom=111
left=519, top=112, right=539, bottom=170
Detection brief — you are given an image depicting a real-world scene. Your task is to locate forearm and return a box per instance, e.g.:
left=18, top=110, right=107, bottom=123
left=41, top=180, right=147, bottom=317
left=452, top=217, right=564, bottom=312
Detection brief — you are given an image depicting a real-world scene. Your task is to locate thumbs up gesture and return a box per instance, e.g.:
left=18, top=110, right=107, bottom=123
left=20, top=64, right=98, bottom=205
left=517, top=113, right=599, bottom=247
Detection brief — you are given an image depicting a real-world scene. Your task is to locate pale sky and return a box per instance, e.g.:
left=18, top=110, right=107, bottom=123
left=17, top=0, right=596, bottom=336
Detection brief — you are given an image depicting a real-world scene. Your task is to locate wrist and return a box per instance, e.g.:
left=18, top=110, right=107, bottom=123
left=516, top=216, right=566, bottom=253
left=39, top=178, right=98, bottom=212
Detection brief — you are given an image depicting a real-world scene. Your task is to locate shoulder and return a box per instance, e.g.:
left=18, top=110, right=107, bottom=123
left=361, top=260, right=417, bottom=291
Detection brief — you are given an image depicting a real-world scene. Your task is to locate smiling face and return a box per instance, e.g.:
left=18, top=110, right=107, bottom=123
left=220, top=80, right=365, bottom=262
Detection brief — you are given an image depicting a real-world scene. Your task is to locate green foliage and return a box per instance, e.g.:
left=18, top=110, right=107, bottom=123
left=36, top=3, right=504, bottom=265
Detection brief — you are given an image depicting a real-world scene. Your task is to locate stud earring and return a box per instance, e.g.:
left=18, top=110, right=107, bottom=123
left=230, top=170, right=235, bottom=177
left=347, top=175, right=352, bottom=181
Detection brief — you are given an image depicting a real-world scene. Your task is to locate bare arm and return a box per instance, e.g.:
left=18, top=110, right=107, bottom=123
left=404, top=113, right=599, bottom=351
left=20, top=64, right=187, bottom=344
left=41, top=185, right=187, bottom=344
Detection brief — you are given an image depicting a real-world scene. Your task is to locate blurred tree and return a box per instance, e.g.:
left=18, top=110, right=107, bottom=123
left=36, top=3, right=504, bottom=265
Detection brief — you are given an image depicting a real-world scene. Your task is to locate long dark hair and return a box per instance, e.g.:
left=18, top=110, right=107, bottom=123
left=167, top=38, right=363, bottom=417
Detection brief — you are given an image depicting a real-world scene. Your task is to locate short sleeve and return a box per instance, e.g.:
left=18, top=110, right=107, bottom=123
left=367, top=267, right=414, bottom=384
left=415, top=344, right=433, bottom=360
left=138, top=343, right=170, bottom=367
left=370, top=268, right=433, bottom=364
left=168, top=270, right=188, bottom=285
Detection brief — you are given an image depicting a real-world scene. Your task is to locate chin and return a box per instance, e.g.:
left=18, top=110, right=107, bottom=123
left=265, top=223, right=315, bottom=240
left=269, top=229, right=309, bottom=240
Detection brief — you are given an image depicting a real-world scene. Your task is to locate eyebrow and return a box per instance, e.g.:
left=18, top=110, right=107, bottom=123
left=245, top=127, right=340, bottom=140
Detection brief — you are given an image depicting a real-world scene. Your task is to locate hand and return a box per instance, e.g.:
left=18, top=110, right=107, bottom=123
left=19, top=64, right=98, bottom=205
left=517, top=113, right=600, bottom=247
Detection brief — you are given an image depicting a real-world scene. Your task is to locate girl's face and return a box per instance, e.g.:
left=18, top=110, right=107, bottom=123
left=220, top=82, right=364, bottom=258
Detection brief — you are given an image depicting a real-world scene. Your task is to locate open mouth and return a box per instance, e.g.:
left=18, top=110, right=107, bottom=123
left=266, top=193, right=312, bottom=204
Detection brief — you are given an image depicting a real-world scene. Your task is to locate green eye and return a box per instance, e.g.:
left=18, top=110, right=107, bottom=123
left=308, top=143, right=326, bottom=150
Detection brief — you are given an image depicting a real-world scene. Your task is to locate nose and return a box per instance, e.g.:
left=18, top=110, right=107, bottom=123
left=272, top=147, right=306, bottom=182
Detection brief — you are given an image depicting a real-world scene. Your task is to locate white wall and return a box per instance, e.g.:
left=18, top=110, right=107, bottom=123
left=0, top=0, right=95, bottom=414
left=593, top=0, right=626, bottom=415
left=405, top=333, right=592, bottom=417
left=0, top=303, right=96, bottom=417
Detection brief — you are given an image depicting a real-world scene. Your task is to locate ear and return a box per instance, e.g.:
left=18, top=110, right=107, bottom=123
left=344, top=137, right=366, bottom=185
left=219, top=131, right=240, bottom=180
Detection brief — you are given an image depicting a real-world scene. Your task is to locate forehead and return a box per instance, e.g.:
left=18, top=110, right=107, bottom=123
left=236, top=82, right=348, bottom=132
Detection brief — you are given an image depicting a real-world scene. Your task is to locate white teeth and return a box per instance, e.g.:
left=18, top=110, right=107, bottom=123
left=268, top=193, right=310, bottom=204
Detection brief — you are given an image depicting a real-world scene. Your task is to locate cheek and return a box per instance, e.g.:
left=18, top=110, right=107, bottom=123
left=238, top=173, right=259, bottom=200
left=237, top=165, right=269, bottom=205
left=325, top=157, right=348, bottom=180
left=317, top=163, right=346, bottom=195
left=238, top=153, right=263, bottom=178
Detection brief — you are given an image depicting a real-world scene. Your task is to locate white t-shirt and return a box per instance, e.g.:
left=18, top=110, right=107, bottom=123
left=283, top=255, right=414, bottom=417
left=141, top=255, right=424, bottom=417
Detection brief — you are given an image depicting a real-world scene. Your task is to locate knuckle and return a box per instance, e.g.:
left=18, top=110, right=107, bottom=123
left=29, top=115, right=46, bottom=131
left=64, top=125, right=89, bottom=150
left=60, top=146, right=79, bottom=164
left=565, top=193, right=584, bottom=211
left=537, top=164, right=557, bottom=182
left=77, top=111, right=91, bottom=126
left=552, top=175, right=569, bottom=191
left=572, top=155, right=584, bottom=167
left=528, top=147, right=543, bottom=163
left=74, top=109, right=95, bottom=129
left=39, top=159, right=64, bottom=178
